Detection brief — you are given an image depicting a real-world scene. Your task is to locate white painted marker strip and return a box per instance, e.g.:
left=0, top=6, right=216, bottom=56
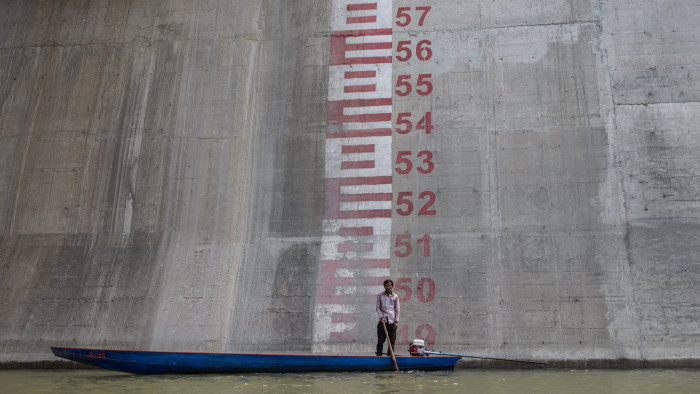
left=317, top=0, right=393, bottom=349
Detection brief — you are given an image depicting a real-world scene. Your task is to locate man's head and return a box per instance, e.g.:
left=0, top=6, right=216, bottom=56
left=383, top=279, right=393, bottom=292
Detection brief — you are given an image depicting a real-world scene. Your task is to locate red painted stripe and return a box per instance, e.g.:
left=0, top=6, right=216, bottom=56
left=326, top=176, right=392, bottom=186
left=344, top=84, right=376, bottom=93
left=330, top=332, right=354, bottom=340
left=340, top=193, right=392, bottom=202
left=332, top=28, right=392, bottom=37
left=321, top=259, right=391, bottom=269
left=341, top=160, right=375, bottom=170
left=357, top=276, right=390, bottom=286
left=347, top=15, right=377, bottom=24
left=327, top=128, right=392, bottom=138
left=332, top=312, right=360, bottom=323
left=345, top=42, right=392, bottom=51
left=342, top=144, right=375, bottom=154
left=338, top=242, right=373, bottom=253
left=337, top=209, right=391, bottom=219
left=344, top=70, right=376, bottom=79
left=342, top=113, right=391, bottom=123
left=341, top=56, right=392, bottom=65
left=347, top=3, right=377, bottom=11
left=340, top=226, right=374, bottom=236
left=329, top=97, right=392, bottom=111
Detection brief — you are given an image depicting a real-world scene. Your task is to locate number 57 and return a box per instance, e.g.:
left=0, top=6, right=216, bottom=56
left=395, top=6, right=432, bottom=27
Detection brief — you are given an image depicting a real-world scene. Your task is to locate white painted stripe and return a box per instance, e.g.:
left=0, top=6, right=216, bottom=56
left=343, top=105, right=392, bottom=115
left=346, top=9, right=380, bottom=17
left=346, top=35, right=392, bottom=45
left=340, top=152, right=376, bottom=161
left=322, top=218, right=392, bottom=235
left=343, top=121, right=392, bottom=130
left=345, top=49, right=393, bottom=58
left=336, top=285, right=384, bottom=296
left=336, top=268, right=391, bottom=277
left=340, top=200, right=392, bottom=211
left=342, top=78, right=379, bottom=87
left=331, top=322, right=357, bottom=332
left=340, top=184, right=392, bottom=194
left=327, top=136, right=391, bottom=154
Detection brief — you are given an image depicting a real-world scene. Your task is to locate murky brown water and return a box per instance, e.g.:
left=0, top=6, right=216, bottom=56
left=1, top=369, right=698, bottom=393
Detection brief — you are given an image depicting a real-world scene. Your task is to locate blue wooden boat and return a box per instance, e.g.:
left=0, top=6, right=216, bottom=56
left=50, top=346, right=461, bottom=374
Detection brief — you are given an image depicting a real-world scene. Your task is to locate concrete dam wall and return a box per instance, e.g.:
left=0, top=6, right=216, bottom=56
left=1, top=0, right=698, bottom=365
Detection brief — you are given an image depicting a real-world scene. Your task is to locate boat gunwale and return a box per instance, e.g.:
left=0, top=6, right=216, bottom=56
left=50, top=346, right=461, bottom=359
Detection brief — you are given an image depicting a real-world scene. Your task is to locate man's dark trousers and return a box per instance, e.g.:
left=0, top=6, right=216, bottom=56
left=376, top=321, right=397, bottom=356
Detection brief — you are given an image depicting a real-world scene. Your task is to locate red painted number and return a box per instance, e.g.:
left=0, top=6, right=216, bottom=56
left=396, top=192, right=414, bottom=216
left=418, top=191, right=436, bottom=215
left=396, top=191, right=436, bottom=216
left=416, top=74, right=433, bottom=95
left=395, top=277, right=436, bottom=303
left=416, top=324, right=436, bottom=346
left=395, top=6, right=432, bottom=27
left=417, top=233, right=431, bottom=256
left=396, top=323, right=436, bottom=347
left=395, top=7, right=412, bottom=27
left=395, top=74, right=433, bottom=96
left=395, top=40, right=411, bottom=62
left=395, top=40, right=432, bottom=62
left=416, top=111, right=434, bottom=133
left=89, top=352, right=106, bottom=359
left=394, top=234, right=412, bottom=257
left=416, top=151, right=434, bottom=174
left=393, top=234, right=431, bottom=257
left=395, top=151, right=434, bottom=175
left=417, top=277, right=436, bottom=302
left=395, top=277, right=413, bottom=302
left=395, top=112, right=412, bottom=134
left=395, top=151, right=412, bottom=174
left=395, top=75, right=412, bottom=96
left=395, top=112, right=434, bottom=134
left=416, top=6, right=431, bottom=26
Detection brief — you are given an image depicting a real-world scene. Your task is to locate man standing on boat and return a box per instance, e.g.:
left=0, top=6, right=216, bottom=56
left=376, top=279, right=400, bottom=356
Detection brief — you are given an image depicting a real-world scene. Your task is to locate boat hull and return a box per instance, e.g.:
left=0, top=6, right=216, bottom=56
left=50, top=347, right=461, bottom=374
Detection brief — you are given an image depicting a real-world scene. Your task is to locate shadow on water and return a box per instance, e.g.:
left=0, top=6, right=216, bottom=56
left=2, top=369, right=700, bottom=393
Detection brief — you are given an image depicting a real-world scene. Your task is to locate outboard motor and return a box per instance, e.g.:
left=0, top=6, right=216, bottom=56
left=408, top=339, right=427, bottom=356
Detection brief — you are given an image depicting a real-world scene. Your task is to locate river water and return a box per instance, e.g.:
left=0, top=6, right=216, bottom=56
left=2, top=369, right=699, bottom=393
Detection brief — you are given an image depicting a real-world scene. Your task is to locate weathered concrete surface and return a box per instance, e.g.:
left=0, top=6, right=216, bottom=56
left=0, top=0, right=329, bottom=361
left=0, top=0, right=698, bottom=365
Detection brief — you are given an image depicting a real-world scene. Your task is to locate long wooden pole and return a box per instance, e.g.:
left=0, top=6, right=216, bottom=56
left=381, top=320, right=399, bottom=372
left=425, top=350, right=548, bottom=367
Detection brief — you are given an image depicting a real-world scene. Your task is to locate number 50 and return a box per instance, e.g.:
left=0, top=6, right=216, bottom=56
left=395, top=277, right=436, bottom=303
